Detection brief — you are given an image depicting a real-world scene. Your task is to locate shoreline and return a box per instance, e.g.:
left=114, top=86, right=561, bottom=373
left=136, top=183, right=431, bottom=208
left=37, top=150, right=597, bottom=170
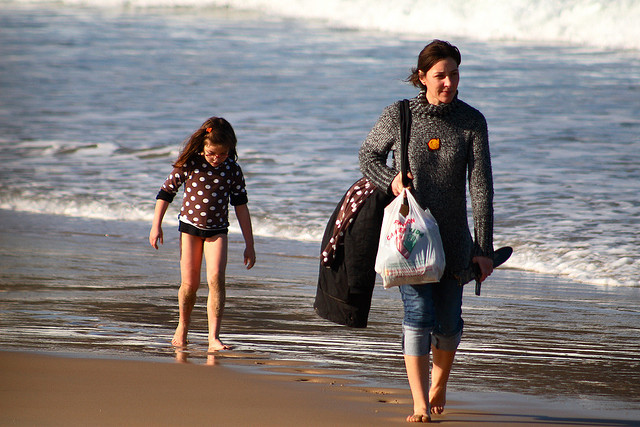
left=1, top=209, right=639, bottom=425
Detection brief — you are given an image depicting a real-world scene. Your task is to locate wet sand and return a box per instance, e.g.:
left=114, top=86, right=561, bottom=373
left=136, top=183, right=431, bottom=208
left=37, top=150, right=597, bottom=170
left=1, top=209, right=639, bottom=425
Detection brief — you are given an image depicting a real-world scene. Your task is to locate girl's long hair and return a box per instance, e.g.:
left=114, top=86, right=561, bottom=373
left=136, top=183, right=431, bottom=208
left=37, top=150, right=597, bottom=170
left=173, top=116, right=238, bottom=168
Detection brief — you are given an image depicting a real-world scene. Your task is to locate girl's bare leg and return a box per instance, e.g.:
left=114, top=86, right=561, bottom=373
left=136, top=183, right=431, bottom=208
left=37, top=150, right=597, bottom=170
left=404, top=354, right=431, bottom=423
left=173, top=233, right=204, bottom=347
left=204, top=234, right=229, bottom=351
left=429, top=347, right=456, bottom=414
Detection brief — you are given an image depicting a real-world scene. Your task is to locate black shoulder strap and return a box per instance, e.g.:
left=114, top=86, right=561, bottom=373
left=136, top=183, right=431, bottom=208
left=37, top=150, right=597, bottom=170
left=399, top=99, right=412, bottom=187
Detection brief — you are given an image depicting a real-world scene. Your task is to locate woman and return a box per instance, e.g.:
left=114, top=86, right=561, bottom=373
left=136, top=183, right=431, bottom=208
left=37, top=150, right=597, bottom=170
left=359, top=40, right=494, bottom=423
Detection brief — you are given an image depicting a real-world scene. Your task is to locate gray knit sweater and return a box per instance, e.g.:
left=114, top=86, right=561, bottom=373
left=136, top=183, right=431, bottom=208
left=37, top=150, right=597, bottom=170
left=359, top=91, right=494, bottom=282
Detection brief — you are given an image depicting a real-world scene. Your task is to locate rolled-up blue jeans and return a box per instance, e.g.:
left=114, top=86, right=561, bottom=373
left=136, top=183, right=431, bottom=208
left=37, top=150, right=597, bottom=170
left=399, top=277, right=463, bottom=356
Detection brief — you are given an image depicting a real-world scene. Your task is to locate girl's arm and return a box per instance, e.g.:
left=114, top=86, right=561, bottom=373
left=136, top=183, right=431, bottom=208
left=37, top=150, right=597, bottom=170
left=234, top=203, right=255, bottom=269
left=149, top=199, right=170, bottom=249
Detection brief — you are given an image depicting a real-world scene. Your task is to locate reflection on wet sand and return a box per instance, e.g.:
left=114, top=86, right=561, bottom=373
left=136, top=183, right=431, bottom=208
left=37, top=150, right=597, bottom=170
left=1, top=211, right=639, bottom=417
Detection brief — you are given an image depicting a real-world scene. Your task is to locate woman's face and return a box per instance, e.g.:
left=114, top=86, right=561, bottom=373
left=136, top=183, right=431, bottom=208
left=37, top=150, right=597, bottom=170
left=419, top=57, right=459, bottom=105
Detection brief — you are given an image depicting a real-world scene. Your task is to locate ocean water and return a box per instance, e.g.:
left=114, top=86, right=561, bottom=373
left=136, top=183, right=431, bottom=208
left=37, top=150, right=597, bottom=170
left=1, top=0, right=640, bottom=418
left=1, top=0, right=639, bottom=288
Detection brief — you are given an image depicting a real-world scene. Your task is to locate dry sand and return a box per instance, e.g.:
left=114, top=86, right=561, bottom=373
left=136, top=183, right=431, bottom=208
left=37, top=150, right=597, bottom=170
left=2, top=351, right=635, bottom=426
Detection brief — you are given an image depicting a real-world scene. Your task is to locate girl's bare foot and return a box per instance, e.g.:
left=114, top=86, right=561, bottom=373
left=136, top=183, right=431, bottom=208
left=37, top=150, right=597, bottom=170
left=208, top=338, right=231, bottom=352
left=406, top=413, right=431, bottom=423
left=429, top=385, right=446, bottom=414
left=172, top=323, right=188, bottom=347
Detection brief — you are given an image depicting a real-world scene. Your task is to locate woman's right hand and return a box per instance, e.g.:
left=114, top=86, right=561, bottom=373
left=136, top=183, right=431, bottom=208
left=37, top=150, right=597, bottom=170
left=391, top=171, right=413, bottom=196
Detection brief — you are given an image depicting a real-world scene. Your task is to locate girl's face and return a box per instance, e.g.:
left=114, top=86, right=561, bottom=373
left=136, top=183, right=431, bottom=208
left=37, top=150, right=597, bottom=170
left=419, top=57, right=459, bottom=105
left=202, top=143, right=229, bottom=167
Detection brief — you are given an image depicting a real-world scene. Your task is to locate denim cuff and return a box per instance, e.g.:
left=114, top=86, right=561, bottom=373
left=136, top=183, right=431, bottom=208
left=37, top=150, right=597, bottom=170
left=431, top=329, right=462, bottom=352
left=402, top=324, right=431, bottom=356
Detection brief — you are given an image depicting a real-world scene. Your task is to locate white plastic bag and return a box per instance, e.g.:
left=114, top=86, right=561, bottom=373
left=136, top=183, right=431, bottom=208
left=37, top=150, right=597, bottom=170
left=375, top=188, right=446, bottom=288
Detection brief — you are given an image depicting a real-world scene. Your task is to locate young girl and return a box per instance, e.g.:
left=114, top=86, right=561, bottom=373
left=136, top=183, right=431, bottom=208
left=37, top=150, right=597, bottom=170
left=149, top=116, right=256, bottom=352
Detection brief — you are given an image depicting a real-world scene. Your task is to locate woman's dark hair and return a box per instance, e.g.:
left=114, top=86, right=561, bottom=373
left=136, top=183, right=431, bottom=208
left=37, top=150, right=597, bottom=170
left=406, top=40, right=462, bottom=90
left=174, top=116, right=238, bottom=167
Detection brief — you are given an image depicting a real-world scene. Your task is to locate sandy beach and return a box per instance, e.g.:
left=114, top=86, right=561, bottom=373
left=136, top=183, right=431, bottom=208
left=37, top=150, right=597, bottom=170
left=3, top=351, right=638, bottom=427
left=1, top=351, right=405, bottom=426
left=1, top=209, right=639, bottom=426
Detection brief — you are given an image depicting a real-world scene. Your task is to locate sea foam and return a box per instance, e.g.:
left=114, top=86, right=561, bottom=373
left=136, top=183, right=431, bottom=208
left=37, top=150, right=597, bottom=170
left=6, top=0, right=640, bottom=51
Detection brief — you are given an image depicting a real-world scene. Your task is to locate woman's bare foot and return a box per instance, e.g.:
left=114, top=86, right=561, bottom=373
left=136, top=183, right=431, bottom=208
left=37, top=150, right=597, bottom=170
left=406, top=413, right=431, bottom=423
left=429, top=385, right=446, bottom=414
left=172, top=323, right=188, bottom=347
left=208, top=338, right=231, bottom=352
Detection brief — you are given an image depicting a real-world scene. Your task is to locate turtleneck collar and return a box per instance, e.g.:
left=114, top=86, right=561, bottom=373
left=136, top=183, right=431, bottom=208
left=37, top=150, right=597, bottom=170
left=410, top=90, right=460, bottom=117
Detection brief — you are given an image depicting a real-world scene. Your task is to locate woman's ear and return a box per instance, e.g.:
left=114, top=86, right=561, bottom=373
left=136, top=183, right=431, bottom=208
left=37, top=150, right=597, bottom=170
left=418, top=70, right=427, bottom=87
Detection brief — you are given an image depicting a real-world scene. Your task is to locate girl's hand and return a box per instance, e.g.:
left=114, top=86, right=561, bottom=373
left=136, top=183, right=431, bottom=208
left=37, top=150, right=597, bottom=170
left=472, top=256, right=494, bottom=282
left=244, top=246, right=256, bottom=269
left=391, top=171, right=413, bottom=196
left=149, top=226, right=163, bottom=249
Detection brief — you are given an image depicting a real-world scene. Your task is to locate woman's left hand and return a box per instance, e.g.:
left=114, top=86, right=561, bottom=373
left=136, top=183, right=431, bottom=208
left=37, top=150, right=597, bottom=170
left=472, top=256, right=494, bottom=282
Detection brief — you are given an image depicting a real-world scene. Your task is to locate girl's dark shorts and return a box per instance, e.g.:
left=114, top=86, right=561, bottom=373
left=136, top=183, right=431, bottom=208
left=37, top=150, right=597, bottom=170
left=179, top=221, right=228, bottom=238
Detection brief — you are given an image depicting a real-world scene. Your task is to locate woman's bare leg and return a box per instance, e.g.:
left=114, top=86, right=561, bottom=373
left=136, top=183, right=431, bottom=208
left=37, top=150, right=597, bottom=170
left=172, top=233, right=204, bottom=347
left=404, top=354, right=431, bottom=423
left=429, top=347, right=456, bottom=414
left=203, top=234, right=229, bottom=351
